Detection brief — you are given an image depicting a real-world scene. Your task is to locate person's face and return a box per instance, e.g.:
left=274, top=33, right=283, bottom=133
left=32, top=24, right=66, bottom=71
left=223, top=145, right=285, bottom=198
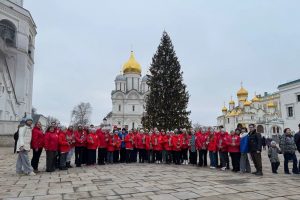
left=286, top=129, right=291, bottom=135
left=50, top=126, right=54, bottom=132
left=36, top=122, right=41, bottom=128
left=78, top=126, right=82, bottom=130
left=249, top=125, right=255, bottom=132
left=69, top=126, right=73, bottom=131
left=26, top=120, right=33, bottom=126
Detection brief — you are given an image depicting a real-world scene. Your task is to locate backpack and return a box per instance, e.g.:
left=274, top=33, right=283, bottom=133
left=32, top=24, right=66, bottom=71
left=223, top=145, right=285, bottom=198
left=13, top=130, right=19, bottom=153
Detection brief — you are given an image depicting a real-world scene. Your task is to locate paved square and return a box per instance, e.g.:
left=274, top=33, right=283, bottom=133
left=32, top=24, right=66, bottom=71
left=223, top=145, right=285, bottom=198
left=0, top=148, right=299, bottom=200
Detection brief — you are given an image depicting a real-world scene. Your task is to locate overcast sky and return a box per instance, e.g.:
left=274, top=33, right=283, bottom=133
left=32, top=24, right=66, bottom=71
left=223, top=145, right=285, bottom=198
left=25, top=0, right=300, bottom=126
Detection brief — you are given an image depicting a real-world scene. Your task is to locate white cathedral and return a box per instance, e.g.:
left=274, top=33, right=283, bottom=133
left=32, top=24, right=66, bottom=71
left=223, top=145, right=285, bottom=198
left=217, top=85, right=284, bottom=138
left=0, top=0, right=36, bottom=136
left=105, top=51, right=149, bottom=130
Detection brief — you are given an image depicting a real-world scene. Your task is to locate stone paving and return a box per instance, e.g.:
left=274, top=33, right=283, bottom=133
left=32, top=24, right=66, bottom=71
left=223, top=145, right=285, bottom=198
left=0, top=148, right=300, bottom=200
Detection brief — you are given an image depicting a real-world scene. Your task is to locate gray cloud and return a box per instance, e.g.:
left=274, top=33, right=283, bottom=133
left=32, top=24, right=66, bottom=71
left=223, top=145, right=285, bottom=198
left=25, top=0, right=300, bottom=126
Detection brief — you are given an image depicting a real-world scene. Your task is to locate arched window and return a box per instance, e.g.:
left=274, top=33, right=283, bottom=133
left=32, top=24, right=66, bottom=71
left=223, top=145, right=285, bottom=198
left=118, top=105, right=121, bottom=112
left=0, top=19, right=16, bottom=46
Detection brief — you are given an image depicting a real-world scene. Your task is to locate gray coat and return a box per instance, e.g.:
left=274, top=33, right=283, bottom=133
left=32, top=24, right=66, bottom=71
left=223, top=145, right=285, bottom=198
left=279, top=134, right=297, bottom=154
left=268, top=146, right=281, bottom=163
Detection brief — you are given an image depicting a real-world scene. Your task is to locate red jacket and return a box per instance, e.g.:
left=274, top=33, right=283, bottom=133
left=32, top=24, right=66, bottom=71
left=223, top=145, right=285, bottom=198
left=113, top=134, right=121, bottom=150
left=97, top=129, right=108, bottom=148
left=217, top=132, right=229, bottom=152
left=172, top=135, right=182, bottom=151
left=152, top=134, right=163, bottom=151
left=58, top=132, right=70, bottom=153
left=44, top=131, right=59, bottom=151
left=75, top=130, right=87, bottom=147
left=196, top=133, right=208, bottom=150
left=207, top=133, right=217, bottom=152
left=31, top=126, right=44, bottom=149
left=163, top=135, right=173, bottom=151
left=136, top=133, right=146, bottom=149
left=226, top=134, right=240, bottom=153
left=107, top=135, right=115, bottom=152
left=145, top=134, right=152, bottom=150
left=180, top=133, right=189, bottom=149
left=87, top=133, right=99, bottom=150
left=125, top=133, right=135, bottom=149
left=66, top=129, right=76, bottom=148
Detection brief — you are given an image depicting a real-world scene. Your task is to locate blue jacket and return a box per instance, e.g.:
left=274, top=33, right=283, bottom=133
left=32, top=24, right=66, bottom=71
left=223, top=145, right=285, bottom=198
left=119, top=132, right=127, bottom=148
left=240, top=133, right=249, bottom=153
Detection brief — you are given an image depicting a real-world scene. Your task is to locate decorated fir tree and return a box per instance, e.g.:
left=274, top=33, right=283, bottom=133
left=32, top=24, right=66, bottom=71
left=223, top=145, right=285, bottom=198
left=142, top=31, right=191, bottom=130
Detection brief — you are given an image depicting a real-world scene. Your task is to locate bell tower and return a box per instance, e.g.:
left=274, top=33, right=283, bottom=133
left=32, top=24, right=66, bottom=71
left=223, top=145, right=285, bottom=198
left=9, top=0, right=24, bottom=7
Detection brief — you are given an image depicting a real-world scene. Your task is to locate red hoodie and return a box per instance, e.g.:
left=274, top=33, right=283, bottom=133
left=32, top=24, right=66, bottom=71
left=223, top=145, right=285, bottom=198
left=75, top=130, right=87, bottom=147
left=196, top=133, right=208, bottom=150
left=97, top=129, right=108, bottom=148
left=172, top=135, right=182, bottom=151
left=226, top=134, right=240, bottom=153
left=125, top=133, right=135, bottom=149
left=44, top=131, right=59, bottom=151
left=217, top=132, right=229, bottom=152
left=58, top=132, right=70, bottom=153
left=207, top=133, right=217, bottom=152
left=31, top=126, right=44, bottom=149
left=87, top=133, right=99, bottom=150
left=180, top=133, right=189, bottom=149
left=136, top=133, right=146, bottom=149
left=66, top=129, right=76, bottom=148
left=163, top=135, right=173, bottom=151
left=145, top=134, right=152, bottom=150
left=152, top=134, right=163, bottom=151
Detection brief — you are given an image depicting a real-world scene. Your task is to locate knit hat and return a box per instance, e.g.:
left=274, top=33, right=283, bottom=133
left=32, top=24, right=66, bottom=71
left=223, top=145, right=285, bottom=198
left=271, top=141, right=276, bottom=146
left=25, top=116, right=33, bottom=122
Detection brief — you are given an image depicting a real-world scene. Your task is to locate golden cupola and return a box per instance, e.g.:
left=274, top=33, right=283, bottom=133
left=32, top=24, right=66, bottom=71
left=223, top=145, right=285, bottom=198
left=252, top=95, right=260, bottom=103
left=123, top=51, right=142, bottom=74
left=244, top=100, right=252, bottom=107
left=222, top=106, right=228, bottom=112
left=237, top=85, right=248, bottom=101
left=267, top=101, right=276, bottom=108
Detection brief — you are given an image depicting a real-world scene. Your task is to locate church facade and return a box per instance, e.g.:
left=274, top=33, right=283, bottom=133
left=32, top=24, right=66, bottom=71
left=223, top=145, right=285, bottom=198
left=106, top=51, right=149, bottom=130
left=217, top=85, right=284, bottom=139
left=0, top=0, right=36, bottom=144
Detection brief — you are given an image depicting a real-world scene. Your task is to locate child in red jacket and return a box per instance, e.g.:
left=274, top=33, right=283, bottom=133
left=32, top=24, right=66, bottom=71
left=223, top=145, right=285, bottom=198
left=172, top=130, right=182, bottom=165
left=44, top=125, right=59, bottom=172
left=196, top=130, right=208, bottom=167
left=180, top=129, right=189, bottom=165
left=107, top=132, right=116, bottom=164
left=164, top=131, right=173, bottom=164
left=74, top=125, right=87, bottom=167
left=125, top=130, right=135, bottom=163
left=207, top=131, right=218, bottom=169
left=86, top=128, right=99, bottom=165
left=58, top=130, right=70, bottom=170
left=153, top=130, right=163, bottom=164
left=217, top=128, right=230, bottom=171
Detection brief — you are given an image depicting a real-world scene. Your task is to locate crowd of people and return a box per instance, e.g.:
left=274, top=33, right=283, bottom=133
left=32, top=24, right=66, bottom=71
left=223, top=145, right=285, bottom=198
left=14, top=117, right=300, bottom=177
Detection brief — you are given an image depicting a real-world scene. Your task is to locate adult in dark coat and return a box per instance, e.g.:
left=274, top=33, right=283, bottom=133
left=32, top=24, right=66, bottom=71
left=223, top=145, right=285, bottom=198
left=248, top=124, right=263, bottom=176
left=294, top=123, right=300, bottom=172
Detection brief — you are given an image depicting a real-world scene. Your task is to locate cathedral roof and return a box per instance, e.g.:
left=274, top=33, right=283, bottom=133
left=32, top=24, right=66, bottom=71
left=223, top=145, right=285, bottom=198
left=123, top=51, right=142, bottom=74
left=115, top=74, right=126, bottom=81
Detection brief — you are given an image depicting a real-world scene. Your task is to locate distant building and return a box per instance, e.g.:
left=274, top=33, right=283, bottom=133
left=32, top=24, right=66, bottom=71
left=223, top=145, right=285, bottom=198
left=0, top=0, right=36, bottom=146
left=106, top=51, right=149, bottom=130
left=217, top=84, right=284, bottom=138
left=278, top=79, right=300, bottom=131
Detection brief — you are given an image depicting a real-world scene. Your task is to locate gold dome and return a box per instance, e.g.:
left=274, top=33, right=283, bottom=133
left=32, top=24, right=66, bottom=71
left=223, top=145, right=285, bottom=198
left=267, top=101, right=276, bottom=108
left=237, top=87, right=248, bottom=97
left=123, top=51, right=142, bottom=74
left=252, top=95, right=260, bottom=102
left=222, top=106, right=228, bottom=112
left=229, top=100, right=235, bottom=105
left=244, top=100, right=252, bottom=106
left=228, top=110, right=237, bottom=117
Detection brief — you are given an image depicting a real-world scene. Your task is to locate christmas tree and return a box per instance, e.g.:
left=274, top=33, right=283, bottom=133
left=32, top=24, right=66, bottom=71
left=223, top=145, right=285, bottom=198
left=142, top=31, right=191, bottom=130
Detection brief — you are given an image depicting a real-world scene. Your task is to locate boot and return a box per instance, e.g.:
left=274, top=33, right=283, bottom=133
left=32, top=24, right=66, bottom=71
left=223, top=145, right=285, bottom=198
left=66, top=162, right=73, bottom=168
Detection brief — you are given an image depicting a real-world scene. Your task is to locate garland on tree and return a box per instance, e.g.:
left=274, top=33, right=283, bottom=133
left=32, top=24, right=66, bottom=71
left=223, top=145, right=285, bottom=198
left=142, top=31, right=191, bottom=130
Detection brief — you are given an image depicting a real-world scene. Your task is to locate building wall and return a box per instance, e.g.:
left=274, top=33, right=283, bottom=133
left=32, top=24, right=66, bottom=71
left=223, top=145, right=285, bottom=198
left=279, top=81, right=300, bottom=131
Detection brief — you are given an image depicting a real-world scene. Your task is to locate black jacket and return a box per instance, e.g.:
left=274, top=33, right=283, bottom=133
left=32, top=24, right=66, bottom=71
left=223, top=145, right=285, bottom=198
left=248, top=130, right=262, bottom=152
left=294, top=131, right=300, bottom=152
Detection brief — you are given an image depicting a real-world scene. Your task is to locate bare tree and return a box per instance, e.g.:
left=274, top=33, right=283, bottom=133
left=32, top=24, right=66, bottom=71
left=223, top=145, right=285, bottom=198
left=193, top=122, right=202, bottom=131
left=71, top=102, right=92, bottom=126
left=46, top=116, right=60, bottom=127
